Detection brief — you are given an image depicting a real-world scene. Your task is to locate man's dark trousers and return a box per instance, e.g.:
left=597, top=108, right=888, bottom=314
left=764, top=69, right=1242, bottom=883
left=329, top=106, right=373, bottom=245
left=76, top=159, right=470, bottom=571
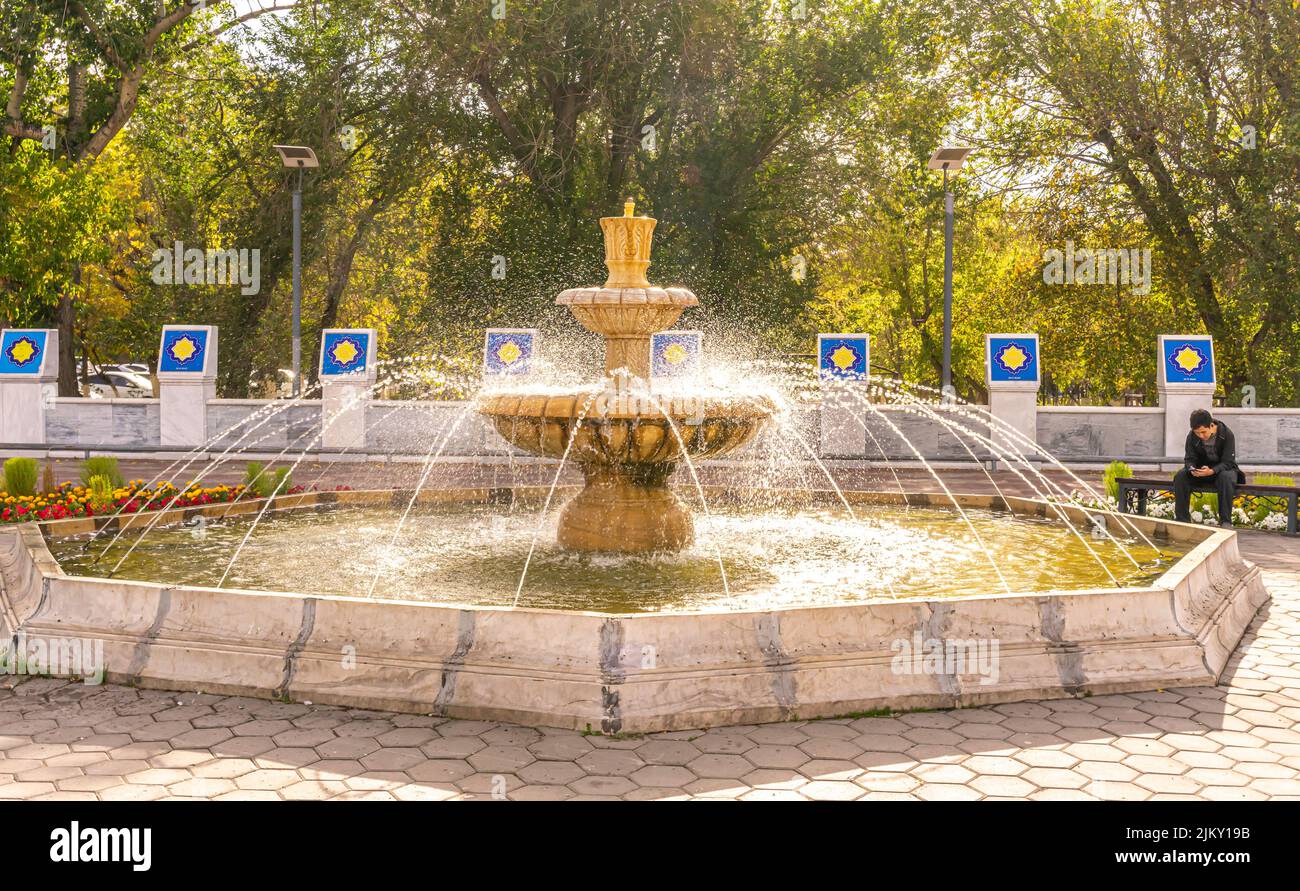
left=1173, top=467, right=1236, bottom=525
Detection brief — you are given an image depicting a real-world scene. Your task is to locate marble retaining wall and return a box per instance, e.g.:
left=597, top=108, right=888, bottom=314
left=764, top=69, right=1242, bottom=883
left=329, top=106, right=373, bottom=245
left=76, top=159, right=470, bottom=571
left=18, top=397, right=1300, bottom=464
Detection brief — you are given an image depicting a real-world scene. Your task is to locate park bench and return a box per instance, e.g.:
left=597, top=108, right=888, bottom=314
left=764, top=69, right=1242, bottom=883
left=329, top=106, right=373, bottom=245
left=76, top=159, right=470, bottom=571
left=1115, top=476, right=1299, bottom=535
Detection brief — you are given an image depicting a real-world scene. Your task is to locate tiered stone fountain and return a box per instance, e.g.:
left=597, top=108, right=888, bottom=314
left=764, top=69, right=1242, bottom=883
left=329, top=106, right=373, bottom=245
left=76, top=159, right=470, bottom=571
left=477, top=201, right=775, bottom=552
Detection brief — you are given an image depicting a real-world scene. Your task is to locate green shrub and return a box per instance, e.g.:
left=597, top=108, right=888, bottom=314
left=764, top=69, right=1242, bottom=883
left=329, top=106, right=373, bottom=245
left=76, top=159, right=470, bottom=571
left=1249, top=473, right=1295, bottom=523
left=1103, top=460, right=1133, bottom=502
left=79, top=456, right=123, bottom=488
left=243, top=462, right=292, bottom=499
left=1191, top=491, right=1218, bottom=517
left=2, top=458, right=39, bottom=496
left=86, top=475, right=114, bottom=512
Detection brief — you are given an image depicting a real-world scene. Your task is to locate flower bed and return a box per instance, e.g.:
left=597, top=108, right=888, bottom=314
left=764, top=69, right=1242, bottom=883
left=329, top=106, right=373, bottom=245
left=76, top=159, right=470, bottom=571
left=1064, top=490, right=1292, bottom=532
left=0, top=479, right=255, bottom=524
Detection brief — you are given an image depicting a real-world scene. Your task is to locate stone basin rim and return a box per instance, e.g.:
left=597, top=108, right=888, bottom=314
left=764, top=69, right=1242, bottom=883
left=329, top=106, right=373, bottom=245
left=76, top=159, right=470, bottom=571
left=24, top=485, right=1213, bottom=618
left=0, top=488, right=1268, bottom=732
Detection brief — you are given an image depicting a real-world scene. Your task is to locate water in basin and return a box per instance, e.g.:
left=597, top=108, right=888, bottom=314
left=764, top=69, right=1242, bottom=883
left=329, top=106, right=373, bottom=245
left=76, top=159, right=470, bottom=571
left=48, top=500, right=1182, bottom=614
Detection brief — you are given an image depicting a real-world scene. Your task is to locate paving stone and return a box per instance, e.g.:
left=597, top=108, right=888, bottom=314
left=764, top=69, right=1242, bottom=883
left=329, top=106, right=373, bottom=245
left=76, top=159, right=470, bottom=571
left=685, top=754, right=752, bottom=779
left=629, top=765, right=696, bottom=787
left=406, top=760, right=475, bottom=783
left=0, top=529, right=1297, bottom=802
left=914, top=783, right=982, bottom=801
left=567, top=775, right=637, bottom=796
left=634, top=740, right=702, bottom=765
left=517, top=760, right=586, bottom=786
left=800, top=780, right=863, bottom=800
left=744, top=745, right=809, bottom=770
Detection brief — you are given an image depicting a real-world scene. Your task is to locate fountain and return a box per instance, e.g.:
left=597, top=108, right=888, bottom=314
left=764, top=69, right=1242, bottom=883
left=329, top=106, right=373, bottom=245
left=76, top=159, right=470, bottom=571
left=477, top=200, right=775, bottom=552
left=0, top=204, right=1271, bottom=732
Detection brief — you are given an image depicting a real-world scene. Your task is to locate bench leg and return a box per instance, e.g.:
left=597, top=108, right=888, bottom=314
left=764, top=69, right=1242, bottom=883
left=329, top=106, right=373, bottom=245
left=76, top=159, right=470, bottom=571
left=1137, top=489, right=1148, bottom=517
left=1290, top=494, right=1298, bottom=536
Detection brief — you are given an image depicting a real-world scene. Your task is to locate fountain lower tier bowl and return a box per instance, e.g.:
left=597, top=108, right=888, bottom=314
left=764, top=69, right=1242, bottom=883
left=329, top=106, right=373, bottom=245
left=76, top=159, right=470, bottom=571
left=477, top=390, right=775, bottom=552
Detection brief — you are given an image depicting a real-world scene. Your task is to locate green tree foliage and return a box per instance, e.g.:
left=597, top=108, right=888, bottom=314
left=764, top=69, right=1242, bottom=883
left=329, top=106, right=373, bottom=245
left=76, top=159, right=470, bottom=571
left=1, top=0, right=1297, bottom=405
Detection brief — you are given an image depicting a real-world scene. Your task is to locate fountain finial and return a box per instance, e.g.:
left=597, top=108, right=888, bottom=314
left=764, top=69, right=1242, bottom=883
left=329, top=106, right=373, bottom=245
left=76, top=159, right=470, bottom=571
left=600, top=199, right=656, bottom=288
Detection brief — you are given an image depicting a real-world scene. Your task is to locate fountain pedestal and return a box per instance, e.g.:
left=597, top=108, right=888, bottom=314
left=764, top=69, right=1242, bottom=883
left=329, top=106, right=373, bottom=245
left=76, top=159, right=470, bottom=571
left=477, top=201, right=774, bottom=553
left=557, top=463, right=692, bottom=552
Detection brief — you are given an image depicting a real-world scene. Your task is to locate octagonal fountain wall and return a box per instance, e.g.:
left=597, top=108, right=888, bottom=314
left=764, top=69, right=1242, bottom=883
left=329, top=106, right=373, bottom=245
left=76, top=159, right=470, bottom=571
left=0, top=489, right=1268, bottom=732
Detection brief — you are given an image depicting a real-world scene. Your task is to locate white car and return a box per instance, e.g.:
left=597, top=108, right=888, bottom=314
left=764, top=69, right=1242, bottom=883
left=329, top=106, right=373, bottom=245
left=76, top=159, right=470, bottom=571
left=84, top=370, right=153, bottom=398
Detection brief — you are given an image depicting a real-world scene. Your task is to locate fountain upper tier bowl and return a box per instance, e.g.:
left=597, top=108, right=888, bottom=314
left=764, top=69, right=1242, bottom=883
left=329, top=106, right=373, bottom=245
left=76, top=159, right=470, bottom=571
left=475, top=200, right=776, bottom=552
left=477, top=390, right=775, bottom=466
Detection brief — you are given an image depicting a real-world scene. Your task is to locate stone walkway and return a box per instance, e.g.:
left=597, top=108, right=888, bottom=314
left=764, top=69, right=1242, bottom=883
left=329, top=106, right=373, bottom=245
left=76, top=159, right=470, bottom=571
left=2, top=534, right=1298, bottom=801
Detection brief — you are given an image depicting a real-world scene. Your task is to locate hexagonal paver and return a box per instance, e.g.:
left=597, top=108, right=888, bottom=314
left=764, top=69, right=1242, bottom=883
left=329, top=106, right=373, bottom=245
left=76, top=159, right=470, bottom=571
left=575, top=749, right=644, bottom=777
left=518, top=761, right=586, bottom=786
left=407, top=760, right=475, bottom=784
left=467, top=745, right=535, bottom=773
left=686, top=754, right=753, bottom=779
left=634, top=740, right=702, bottom=765
left=629, top=765, right=695, bottom=788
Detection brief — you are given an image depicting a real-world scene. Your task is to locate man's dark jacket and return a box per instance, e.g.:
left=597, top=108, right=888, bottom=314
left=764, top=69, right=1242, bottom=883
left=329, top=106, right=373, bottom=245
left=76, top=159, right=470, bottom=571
left=1184, top=420, right=1246, bottom=484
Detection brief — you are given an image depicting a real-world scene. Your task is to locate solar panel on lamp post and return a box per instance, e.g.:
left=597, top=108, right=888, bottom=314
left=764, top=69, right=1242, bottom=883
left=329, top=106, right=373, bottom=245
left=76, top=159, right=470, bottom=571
left=272, top=145, right=319, bottom=397
left=927, top=146, right=973, bottom=403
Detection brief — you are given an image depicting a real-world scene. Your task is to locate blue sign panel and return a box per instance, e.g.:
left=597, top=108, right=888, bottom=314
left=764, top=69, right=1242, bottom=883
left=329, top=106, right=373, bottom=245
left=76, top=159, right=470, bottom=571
left=483, top=329, right=536, bottom=376
left=1163, top=337, right=1215, bottom=384
left=650, top=331, right=702, bottom=379
left=818, top=334, right=870, bottom=381
left=159, top=329, right=209, bottom=373
left=0, top=330, right=48, bottom=375
left=988, top=336, right=1039, bottom=383
left=320, top=331, right=371, bottom=376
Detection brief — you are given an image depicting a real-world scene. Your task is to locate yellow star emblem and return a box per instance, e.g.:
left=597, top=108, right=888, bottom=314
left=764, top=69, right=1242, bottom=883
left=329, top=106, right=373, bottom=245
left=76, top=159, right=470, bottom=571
left=330, top=339, right=360, bottom=367
left=663, top=342, right=689, bottom=365
left=169, top=336, right=197, bottom=363
left=999, top=344, right=1028, bottom=372
left=830, top=345, right=858, bottom=371
left=1173, top=346, right=1203, bottom=373
left=496, top=340, right=522, bottom=365
left=8, top=338, right=37, bottom=366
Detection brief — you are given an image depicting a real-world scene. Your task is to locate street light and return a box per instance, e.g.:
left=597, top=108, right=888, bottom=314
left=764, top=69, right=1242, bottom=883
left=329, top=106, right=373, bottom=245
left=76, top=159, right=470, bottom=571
left=927, top=145, right=973, bottom=401
left=273, top=144, right=319, bottom=396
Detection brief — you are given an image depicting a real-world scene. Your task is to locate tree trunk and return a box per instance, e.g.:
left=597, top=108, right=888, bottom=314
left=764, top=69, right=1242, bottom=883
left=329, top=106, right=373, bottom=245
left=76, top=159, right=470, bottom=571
left=310, top=199, right=382, bottom=385
left=56, top=268, right=78, bottom=396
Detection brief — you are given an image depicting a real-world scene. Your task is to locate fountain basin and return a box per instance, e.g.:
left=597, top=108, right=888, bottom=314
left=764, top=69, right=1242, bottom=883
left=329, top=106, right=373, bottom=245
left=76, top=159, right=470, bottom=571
left=0, top=489, right=1269, bottom=732
left=478, top=391, right=775, bottom=551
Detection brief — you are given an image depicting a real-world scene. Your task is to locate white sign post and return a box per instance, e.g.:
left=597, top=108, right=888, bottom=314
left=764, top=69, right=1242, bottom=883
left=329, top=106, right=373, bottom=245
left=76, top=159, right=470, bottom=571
left=319, top=329, right=378, bottom=450
left=157, top=325, right=219, bottom=448
left=0, top=329, right=58, bottom=445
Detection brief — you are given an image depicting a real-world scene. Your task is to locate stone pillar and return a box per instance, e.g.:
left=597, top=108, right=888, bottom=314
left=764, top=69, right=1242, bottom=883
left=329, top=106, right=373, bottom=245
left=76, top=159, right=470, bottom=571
left=319, top=329, right=377, bottom=450
left=0, top=329, right=58, bottom=445
left=817, top=333, right=870, bottom=458
left=157, top=325, right=218, bottom=447
left=985, top=333, right=1041, bottom=447
left=1157, top=335, right=1216, bottom=458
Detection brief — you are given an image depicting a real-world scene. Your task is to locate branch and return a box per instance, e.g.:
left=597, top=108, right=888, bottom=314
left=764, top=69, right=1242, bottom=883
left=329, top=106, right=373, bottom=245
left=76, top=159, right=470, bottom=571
left=184, top=1, right=299, bottom=51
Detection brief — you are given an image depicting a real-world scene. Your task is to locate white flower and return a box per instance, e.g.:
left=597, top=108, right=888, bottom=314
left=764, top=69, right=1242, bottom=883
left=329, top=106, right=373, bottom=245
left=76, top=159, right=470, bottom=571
left=1260, top=512, right=1289, bottom=532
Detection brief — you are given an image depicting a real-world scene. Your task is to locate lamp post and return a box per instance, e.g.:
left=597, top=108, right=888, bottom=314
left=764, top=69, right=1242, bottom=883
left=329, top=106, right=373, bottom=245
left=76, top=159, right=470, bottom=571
left=273, top=144, right=319, bottom=396
left=927, top=146, right=973, bottom=400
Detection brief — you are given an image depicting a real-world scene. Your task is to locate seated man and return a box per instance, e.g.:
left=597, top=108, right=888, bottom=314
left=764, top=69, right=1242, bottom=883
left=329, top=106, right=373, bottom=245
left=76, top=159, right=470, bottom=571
left=1174, top=408, right=1245, bottom=526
